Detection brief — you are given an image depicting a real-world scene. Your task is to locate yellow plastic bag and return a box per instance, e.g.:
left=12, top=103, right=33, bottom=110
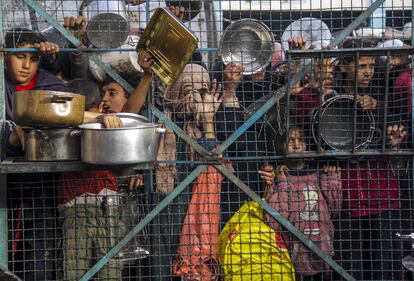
left=218, top=200, right=296, bottom=281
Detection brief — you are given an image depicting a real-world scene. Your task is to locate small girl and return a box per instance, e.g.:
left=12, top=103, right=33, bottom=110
left=258, top=125, right=342, bottom=281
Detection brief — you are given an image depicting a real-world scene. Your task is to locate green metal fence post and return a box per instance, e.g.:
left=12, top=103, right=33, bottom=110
left=0, top=0, right=7, bottom=268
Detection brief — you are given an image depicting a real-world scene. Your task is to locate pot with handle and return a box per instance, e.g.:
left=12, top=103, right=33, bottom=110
left=13, top=90, right=85, bottom=128
left=78, top=113, right=166, bottom=165
left=24, top=128, right=81, bottom=161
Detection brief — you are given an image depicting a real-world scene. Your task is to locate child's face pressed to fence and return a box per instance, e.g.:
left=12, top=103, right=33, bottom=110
left=287, top=128, right=306, bottom=153
left=5, top=43, right=40, bottom=86
left=343, top=56, right=375, bottom=88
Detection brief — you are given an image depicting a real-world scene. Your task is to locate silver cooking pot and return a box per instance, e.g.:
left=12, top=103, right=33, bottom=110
left=24, top=128, right=81, bottom=161
left=89, top=35, right=143, bottom=82
left=78, top=113, right=166, bottom=165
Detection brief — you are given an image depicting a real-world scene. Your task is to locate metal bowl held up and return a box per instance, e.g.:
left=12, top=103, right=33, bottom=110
left=80, top=0, right=130, bottom=48
left=78, top=113, right=165, bottom=165
left=311, top=95, right=375, bottom=151
left=89, top=35, right=143, bottom=82
left=281, top=17, right=332, bottom=51
left=220, top=19, right=275, bottom=75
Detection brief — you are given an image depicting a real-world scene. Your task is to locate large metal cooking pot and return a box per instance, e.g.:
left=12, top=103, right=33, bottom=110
left=24, top=128, right=81, bottom=161
left=80, top=0, right=130, bottom=48
left=13, top=91, right=85, bottom=128
left=220, top=19, right=274, bottom=75
left=78, top=113, right=166, bottom=165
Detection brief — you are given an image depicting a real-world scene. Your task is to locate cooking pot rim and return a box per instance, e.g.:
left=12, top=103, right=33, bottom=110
left=13, top=90, right=84, bottom=98
left=79, top=122, right=158, bottom=130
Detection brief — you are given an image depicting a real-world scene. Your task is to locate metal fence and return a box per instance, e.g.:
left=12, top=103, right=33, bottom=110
left=1, top=0, right=414, bottom=280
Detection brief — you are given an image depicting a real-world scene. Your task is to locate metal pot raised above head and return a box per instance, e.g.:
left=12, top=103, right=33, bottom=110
left=24, top=128, right=81, bottom=161
left=80, top=0, right=130, bottom=48
left=220, top=19, right=275, bottom=75
left=78, top=113, right=166, bottom=165
left=89, top=35, right=143, bottom=82
left=13, top=90, right=86, bottom=128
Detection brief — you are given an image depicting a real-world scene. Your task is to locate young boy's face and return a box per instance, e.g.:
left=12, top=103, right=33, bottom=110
left=5, top=43, right=40, bottom=86
left=287, top=128, right=306, bottom=153
left=342, top=56, right=375, bottom=88
left=310, top=59, right=337, bottom=92
left=101, top=82, right=128, bottom=113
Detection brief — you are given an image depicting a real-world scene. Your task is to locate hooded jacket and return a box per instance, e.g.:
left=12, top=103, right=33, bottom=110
left=264, top=170, right=342, bottom=276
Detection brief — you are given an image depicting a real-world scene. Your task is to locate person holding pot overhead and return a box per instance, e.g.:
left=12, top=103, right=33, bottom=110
left=57, top=51, right=154, bottom=281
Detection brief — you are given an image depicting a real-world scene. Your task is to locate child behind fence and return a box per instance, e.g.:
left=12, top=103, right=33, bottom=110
left=258, top=123, right=342, bottom=281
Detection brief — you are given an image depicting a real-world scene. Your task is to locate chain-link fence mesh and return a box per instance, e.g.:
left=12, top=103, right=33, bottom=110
left=1, top=0, right=414, bottom=280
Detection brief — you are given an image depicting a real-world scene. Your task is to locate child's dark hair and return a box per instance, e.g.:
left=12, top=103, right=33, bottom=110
left=67, top=79, right=101, bottom=110
left=339, top=37, right=378, bottom=64
left=5, top=28, right=45, bottom=48
left=101, top=77, right=132, bottom=97
left=272, top=121, right=306, bottom=155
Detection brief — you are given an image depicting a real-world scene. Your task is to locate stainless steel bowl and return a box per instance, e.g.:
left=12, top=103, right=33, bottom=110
left=220, top=19, right=275, bottom=75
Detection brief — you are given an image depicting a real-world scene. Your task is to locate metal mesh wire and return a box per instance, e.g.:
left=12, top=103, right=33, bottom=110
left=1, top=0, right=414, bottom=280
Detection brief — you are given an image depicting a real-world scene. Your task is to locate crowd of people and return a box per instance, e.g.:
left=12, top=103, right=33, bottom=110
left=2, top=5, right=414, bottom=281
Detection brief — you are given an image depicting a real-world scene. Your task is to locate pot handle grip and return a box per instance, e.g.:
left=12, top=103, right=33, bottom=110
left=51, top=95, right=74, bottom=103
left=22, top=128, right=49, bottom=140
left=156, top=128, right=167, bottom=134
left=70, top=130, right=83, bottom=137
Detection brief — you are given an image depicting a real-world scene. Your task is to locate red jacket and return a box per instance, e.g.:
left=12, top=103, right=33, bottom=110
left=293, top=87, right=321, bottom=126
left=265, top=171, right=342, bottom=276
left=57, top=170, right=119, bottom=205
left=341, top=160, right=400, bottom=217
left=391, top=69, right=412, bottom=122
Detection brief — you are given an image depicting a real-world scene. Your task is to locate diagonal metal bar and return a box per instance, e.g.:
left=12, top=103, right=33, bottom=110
left=80, top=164, right=208, bottom=280
left=217, top=0, right=386, bottom=154
left=214, top=164, right=356, bottom=281
left=150, top=105, right=210, bottom=157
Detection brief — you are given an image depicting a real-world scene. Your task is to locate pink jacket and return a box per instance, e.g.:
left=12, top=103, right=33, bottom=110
left=264, top=171, right=342, bottom=276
